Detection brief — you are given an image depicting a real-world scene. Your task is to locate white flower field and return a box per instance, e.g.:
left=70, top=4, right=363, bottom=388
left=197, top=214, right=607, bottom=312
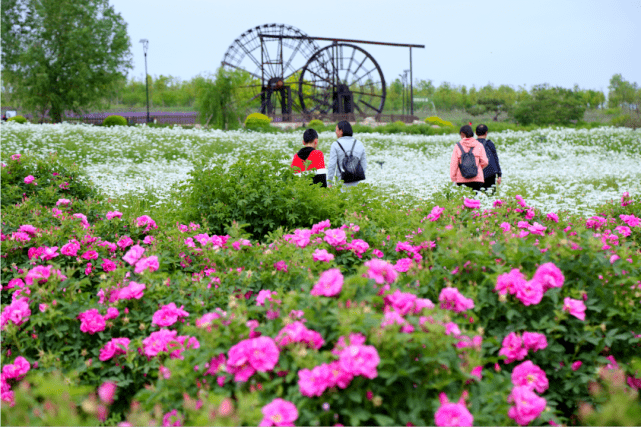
left=2, top=123, right=640, bottom=214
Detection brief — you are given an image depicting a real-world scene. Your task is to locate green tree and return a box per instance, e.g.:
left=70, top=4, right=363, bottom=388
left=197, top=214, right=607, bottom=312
left=608, top=74, right=639, bottom=109
left=194, top=67, right=256, bottom=129
left=511, top=84, right=586, bottom=125
left=1, top=0, right=132, bottom=122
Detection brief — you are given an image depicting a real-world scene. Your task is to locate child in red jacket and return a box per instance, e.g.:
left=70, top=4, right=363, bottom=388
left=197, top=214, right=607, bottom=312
left=291, top=128, right=327, bottom=187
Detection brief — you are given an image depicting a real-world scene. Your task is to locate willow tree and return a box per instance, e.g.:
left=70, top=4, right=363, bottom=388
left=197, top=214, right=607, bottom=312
left=1, top=0, right=132, bottom=122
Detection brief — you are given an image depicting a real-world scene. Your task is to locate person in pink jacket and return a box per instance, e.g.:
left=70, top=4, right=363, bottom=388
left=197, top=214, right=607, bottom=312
left=449, top=124, right=488, bottom=192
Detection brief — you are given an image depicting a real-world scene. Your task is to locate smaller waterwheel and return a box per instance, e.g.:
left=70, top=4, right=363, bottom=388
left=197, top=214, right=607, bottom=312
left=298, top=43, right=386, bottom=116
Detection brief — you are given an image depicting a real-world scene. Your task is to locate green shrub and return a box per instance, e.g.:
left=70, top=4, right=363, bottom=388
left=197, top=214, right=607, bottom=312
left=244, top=113, right=272, bottom=130
left=175, top=154, right=386, bottom=240
left=425, top=116, right=453, bottom=127
left=8, top=115, right=28, bottom=124
left=307, top=119, right=324, bottom=129
left=102, top=115, right=127, bottom=127
left=511, top=85, right=586, bottom=125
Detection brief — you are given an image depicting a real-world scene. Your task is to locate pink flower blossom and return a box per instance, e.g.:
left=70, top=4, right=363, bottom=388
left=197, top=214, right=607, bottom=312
left=123, top=245, right=145, bottom=265
left=56, top=198, right=71, bottom=206
left=426, top=205, right=445, bottom=221
left=528, top=222, right=547, bottom=235
left=298, top=364, right=332, bottom=397
left=24, top=175, right=35, bottom=184
left=117, top=236, right=133, bottom=250
left=364, top=259, right=397, bottom=284
left=546, top=212, right=559, bottom=223
left=463, top=198, right=481, bottom=209
left=563, top=297, right=586, bottom=321
left=259, top=398, right=298, bottom=427
left=384, top=290, right=417, bottom=315
left=619, top=214, right=640, bottom=228
left=522, top=332, right=547, bottom=352
left=2, top=356, right=31, bottom=380
left=143, top=235, right=155, bottom=244
left=495, top=269, right=526, bottom=295
left=507, top=386, right=547, bottom=426
left=116, top=281, right=146, bottom=300
left=511, top=361, right=549, bottom=393
left=134, top=255, right=159, bottom=274
left=310, top=268, right=343, bottom=297
left=98, top=382, right=117, bottom=405
left=532, top=262, right=564, bottom=292
left=227, top=337, right=280, bottom=382
left=323, top=228, right=347, bottom=246
left=40, top=246, right=59, bottom=260
left=256, top=290, right=276, bottom=306
left=439, top=287, right=474, bottom=313
left=104, top=307, right=120, bottom=320
left=394, top=258, right=413, bottom=272
left=106, top=211, right=123, bottom=220
left=614, top=225, right=632, bottom=237
left=274, top=260, right=288, bottom=272
left=135, top=215, right=157, bottom=231
left=348, top=239, right=369, bottom=256
left=312, top=249, right=335, bottom=262
left=102, top=259, right=117, bottom=272
left=1, top=297, right=31, bottom=330
left=339, top=345, right=380, bottom=379
left=78, top=308, right=106, bottom=334
left=81, top=250, right=99, bottom=260
left=61, top=240, right=80, bottom=256
left=500, top=222, right=512, bottom=232
left=572, top=361, right=582, bottom=371
left=311, top=220, right=331, bottom=235
left=499, top=332, right=528, bottom=364
left=152, top=303, right=189, bottom=327
left=515, top=279, right=544, bottom=306
left=434, top=393, right=474, bottom=427
left=162, top=409, right=183, bottom=427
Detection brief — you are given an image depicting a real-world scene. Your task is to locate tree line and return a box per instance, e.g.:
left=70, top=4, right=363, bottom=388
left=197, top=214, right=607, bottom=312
left=2, top=0, right=639, bottom=125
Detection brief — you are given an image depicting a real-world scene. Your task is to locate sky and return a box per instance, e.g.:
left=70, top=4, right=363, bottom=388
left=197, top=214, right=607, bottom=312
left=109, top=0, right=641, bottom=92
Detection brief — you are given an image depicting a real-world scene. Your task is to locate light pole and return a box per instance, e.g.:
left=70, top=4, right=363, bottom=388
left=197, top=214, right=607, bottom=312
left=399, top=74, right=405, bottom=116
left=139, top=39, right=150, bottom=123
left=403, top=69, right=410, bottom=117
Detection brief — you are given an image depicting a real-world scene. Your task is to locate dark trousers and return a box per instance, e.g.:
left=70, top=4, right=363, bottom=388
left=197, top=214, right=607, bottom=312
left=482, top=175, right=496, bottom=190
left=457, top=182, right=483, bottom=192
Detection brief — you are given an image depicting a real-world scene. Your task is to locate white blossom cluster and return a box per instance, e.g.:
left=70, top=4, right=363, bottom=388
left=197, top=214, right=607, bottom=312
left=2, top=122, right=639, bottom=215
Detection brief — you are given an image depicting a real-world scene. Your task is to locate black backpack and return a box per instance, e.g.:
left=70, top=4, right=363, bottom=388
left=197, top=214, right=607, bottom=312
left=336, top=140, right=365, bottom=183
left=456, top=142, right=478, bottom=179
left=478, top=139, right=497, bottom=178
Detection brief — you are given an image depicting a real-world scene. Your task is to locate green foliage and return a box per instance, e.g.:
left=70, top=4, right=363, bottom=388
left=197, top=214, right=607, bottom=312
left=608, top=74, right=640, bottom=109
left=511, top=84, right=586, bottom=125
left=307, top=119, right=324, bottom=129
left=0, top=152, right=102, bottom=211
left=101, top=115, right=127, bottom=127
left=1, top=0, right=133, bottom=123
left=424, top=116, right=453, bottom=127
left=244, top=112, right=272, bottom=131
left=175, top=155, right=380, bottom=240
left=194, top=67, right=257, bottom=130
left=1, top=371, right=101, bottom=426
left=8, top=115, right=28, bottom=123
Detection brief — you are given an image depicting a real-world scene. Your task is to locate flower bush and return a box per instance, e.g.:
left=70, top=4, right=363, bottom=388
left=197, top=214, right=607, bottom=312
left=1, top=148, right=641, bottom=425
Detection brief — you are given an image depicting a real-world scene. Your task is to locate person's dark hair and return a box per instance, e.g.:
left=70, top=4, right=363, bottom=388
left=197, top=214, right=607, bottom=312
left=459, top=125, right=474, bottom=138
left=336, top=120, right=353, bottom=137
left=475, top=124, right=488, bottom=136
left=303, top=128, right=318, bottom=143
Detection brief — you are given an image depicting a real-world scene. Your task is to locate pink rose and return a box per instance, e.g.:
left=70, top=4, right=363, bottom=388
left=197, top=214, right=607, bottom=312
left=123, top=245, right=145, bottom=265
left=507, top=386, right=546, bottom=426
left=77, top=308, right=106, bottom=334
left=310, top=268, right=343, bottom=297
left=511, top=361, right=549, bottom=393
left=364, top=259, right=397, bottom=285
left=312, top=249, right=335, bottom=262
left=259, top=398, right=298, bottom=427
left=563, top=297, right=586, bottom=321
left=24, top=175, right=35, bottom=184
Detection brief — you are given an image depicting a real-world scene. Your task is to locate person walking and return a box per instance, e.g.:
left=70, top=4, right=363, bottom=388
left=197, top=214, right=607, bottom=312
left=291, top=128, right=327, bottom=187
left=327, top=120, right=367, bottom=188
left=450, top=124, right=488, bottom=192
left=475, top=124, right=502, bottom=191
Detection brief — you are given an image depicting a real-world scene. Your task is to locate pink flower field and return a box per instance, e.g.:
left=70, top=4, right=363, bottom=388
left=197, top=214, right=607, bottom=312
left=1, top=152, right=641, bottom=426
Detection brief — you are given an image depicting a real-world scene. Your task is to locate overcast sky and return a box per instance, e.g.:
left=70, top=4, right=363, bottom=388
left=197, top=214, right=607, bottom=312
left=109, top=0, right=641, bottom=92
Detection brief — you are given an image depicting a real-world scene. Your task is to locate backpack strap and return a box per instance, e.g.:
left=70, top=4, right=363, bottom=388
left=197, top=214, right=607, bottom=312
left=335, top=141, right=346, bottom=173
left=456, top=142, right=470, bottom=155
left=336, top=140, right=348, bottom=156
left=350, top=139, right=357, bottom=155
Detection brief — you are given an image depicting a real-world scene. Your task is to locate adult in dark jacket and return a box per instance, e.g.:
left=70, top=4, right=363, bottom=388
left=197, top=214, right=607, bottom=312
left=475, top=124, right=502, bottom=190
